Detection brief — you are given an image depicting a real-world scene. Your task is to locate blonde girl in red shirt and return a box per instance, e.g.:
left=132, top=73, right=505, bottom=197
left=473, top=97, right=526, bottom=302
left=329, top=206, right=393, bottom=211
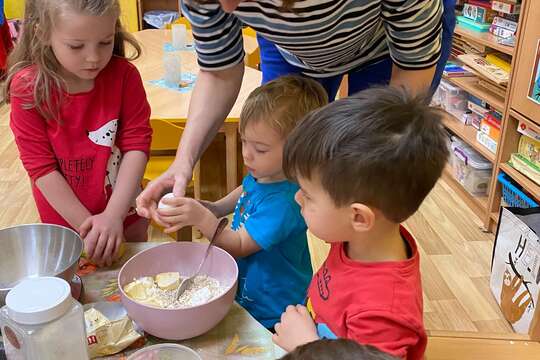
left=5, top=0, right=152, bottom=267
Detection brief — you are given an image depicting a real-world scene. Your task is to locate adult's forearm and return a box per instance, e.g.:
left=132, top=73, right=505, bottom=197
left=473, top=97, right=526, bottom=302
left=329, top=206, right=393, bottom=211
left=390, top=64, right=436, bottom=96
left=105, top=151, right=148, bottom=218
left=212, top=185, right=243, bottom=217
left=173, top=63, right=245, bottom=174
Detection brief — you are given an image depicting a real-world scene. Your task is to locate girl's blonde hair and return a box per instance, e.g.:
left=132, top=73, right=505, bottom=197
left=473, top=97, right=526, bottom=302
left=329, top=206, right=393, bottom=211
left=4, top=0, right=142, bottom=120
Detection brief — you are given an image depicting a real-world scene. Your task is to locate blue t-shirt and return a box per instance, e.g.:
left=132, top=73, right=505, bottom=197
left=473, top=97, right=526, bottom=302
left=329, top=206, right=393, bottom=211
left=232, top=174, right=312, bottom=328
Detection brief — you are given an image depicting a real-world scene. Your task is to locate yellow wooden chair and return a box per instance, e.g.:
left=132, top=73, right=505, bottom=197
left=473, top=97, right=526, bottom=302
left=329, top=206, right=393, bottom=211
left=144, top=119, right=199, bottom=196
left=144, top=119, right=200, bottom=241
left=242, top=27, right=261, bottom=70
left=167, top=16, right=192, bottom=30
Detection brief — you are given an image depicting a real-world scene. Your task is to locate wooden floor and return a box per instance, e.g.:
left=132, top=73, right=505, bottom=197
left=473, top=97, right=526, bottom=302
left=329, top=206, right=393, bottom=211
left=0, top=104, right=512, bottom=335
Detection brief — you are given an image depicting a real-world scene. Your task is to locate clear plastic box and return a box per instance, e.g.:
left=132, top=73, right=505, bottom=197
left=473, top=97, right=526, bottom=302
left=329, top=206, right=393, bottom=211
left=450, top=137, right=493, bottom=196
left=439, top=80, right=468, bottom=119
left=128, top=344, right=201, bottom=360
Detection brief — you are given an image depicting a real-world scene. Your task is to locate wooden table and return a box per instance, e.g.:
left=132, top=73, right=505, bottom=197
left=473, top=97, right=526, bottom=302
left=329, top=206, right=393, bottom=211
left=81, top=242, right=285, bottom=359
left=132, top=29, right=262, bottom=193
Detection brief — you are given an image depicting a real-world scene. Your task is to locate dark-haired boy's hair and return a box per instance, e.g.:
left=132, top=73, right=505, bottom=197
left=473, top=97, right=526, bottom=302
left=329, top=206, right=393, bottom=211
left=279, top=339, right=399, bottom=360
left=283, top=86, right=449, bottom=223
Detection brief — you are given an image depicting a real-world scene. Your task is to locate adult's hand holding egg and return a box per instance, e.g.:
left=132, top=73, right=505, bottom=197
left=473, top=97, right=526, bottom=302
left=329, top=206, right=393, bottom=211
left=158, top=192, right=176, bottom=209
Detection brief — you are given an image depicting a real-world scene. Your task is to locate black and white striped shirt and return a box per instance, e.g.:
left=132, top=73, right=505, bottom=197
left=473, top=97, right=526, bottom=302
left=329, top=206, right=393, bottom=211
left=181, top=0, right=443, bottom=77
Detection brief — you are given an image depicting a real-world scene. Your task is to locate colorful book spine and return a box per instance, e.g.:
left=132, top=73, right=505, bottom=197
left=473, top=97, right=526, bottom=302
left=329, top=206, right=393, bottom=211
left=517, top=121, right=540, bottom=142
left=490, top=25, right=516, bottom=39
left=492, top=16, right=518, bottom=32
left=476, top=131, right=498, bottom=154
left=467, top=0, right=492, bottom=9
left=468, top=101, right=490, bottom=116
left=491, top=1, right=521, bottom=14
left=480, top=118, right=501, bottom=141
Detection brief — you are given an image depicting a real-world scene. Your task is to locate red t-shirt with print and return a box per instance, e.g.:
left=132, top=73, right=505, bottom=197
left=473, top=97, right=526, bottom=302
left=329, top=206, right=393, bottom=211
left=306, top=226, right=426, bottom=359
left=10, top=57, right=152, bottom=229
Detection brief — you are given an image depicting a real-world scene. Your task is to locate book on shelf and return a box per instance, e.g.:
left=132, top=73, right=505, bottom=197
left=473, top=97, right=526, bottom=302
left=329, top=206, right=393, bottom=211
left=477, top=79, right=507, bottom=98
left=517, top=135, right=540, bottom=167
left=485, top=53, right=512, bottom=72
left=476, top=130, right=498, bottom=154
left=491, top=1, right=521, bottom=14
left=490, top=25, right=516, bottom=40
left=467, top=0, right=492, bottom=9
left=458, top=54, right=509, bottom=85
left=492, top=16, right=518, bottom=32
left=517, top=121, right=540, bottom=142
left=468, top=101, right=490, bottom=116
left=468, top=93, right=489, bottom=108
left=468, top=111, right=483, bottom=129
left=443, top=63, right=475, bottom=77
left=510, top=153, right=540, bottom=186
left=480, top=117, right=501, bottom=141
left=454, top=34, right=488, bottom=54
left=496, top=36, right=516, bottom=47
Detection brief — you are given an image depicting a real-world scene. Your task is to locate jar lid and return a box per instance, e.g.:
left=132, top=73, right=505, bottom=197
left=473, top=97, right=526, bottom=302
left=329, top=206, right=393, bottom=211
left=6, top=277, right=72, bottom=325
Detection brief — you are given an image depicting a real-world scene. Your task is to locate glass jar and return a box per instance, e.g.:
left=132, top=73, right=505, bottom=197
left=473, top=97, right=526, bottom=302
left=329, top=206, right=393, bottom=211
left=0, top=277, right=89, bottom=360
left=163, top=52, right=183, bottom=87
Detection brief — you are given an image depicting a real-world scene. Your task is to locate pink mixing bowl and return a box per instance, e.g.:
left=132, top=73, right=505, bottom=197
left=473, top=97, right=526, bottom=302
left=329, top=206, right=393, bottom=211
left=118, top=242, right=238, bottom=340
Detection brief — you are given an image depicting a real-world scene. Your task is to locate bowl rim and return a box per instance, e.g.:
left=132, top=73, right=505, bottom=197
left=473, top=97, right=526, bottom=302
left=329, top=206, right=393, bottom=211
left=0, top=223, right=83, bottom=292
left=127, top=343, right=202, bottom=360
left=117, top=242, right=239, bottom=311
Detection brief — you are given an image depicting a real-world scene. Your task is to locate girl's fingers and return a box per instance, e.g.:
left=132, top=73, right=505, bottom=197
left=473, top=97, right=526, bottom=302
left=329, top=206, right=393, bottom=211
left=79, top=217, right=93, bottom=238
left=92, top=232, right=108, bottom=266
left=164, top=224, right=186, bottom=234
left=83, top=229, right=99, bottom=258
left=103, top=235, right=117, bottom=266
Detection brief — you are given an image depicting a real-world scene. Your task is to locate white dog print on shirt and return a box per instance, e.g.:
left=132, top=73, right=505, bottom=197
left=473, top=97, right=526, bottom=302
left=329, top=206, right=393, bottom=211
left=87, top=119, right=121, bottom=190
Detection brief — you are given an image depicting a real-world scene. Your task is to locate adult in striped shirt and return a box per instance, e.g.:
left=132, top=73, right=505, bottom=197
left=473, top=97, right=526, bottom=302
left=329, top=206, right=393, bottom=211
left=136, top=0, right=455, bottom=218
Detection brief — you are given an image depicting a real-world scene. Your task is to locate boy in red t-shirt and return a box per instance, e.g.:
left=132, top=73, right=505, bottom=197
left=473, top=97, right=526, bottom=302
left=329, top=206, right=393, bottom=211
left=272, top=86, right=449, bottom=360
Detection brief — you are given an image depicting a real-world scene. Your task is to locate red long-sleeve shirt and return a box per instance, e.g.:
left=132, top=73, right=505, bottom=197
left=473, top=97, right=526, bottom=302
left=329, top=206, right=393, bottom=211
left=10, top=57, right=152, bottom=229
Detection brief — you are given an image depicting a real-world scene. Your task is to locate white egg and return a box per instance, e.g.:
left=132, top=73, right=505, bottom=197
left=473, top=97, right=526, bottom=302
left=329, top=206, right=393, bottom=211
left=158, top=192, right=175, bottom=209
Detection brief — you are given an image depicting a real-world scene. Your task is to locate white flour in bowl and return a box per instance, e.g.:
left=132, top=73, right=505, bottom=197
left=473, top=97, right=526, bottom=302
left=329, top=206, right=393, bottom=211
left=124, top=274, right=225, bottom=309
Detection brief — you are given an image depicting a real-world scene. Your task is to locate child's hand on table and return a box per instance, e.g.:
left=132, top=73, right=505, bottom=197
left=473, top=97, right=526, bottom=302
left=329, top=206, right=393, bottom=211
left=80, top=212, right=124, bottom=267
left=158, top=196, right=215, bottom=233
left=273, top=305, right=320, bottom=352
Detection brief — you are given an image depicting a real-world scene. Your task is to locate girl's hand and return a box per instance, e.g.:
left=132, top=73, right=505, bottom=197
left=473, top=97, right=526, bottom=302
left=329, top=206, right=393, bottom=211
left=273, top=305, right=320, bottom=352
left=158, top=196, right=213, bottom=233
left=80, top=212, right=124, bottom=267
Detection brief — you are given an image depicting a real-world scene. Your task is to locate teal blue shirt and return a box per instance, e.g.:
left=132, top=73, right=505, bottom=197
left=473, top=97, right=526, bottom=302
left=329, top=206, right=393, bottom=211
left=232, top=174, right=312, bottom=328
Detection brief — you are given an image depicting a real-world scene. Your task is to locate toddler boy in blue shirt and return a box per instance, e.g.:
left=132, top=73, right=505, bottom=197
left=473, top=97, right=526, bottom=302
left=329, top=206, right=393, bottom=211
left=158, top=75, right=328, bottom=328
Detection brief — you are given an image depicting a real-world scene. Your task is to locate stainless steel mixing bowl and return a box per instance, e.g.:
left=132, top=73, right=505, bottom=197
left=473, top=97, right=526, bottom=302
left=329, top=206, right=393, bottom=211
left=0, top=224, right=83, bottom=306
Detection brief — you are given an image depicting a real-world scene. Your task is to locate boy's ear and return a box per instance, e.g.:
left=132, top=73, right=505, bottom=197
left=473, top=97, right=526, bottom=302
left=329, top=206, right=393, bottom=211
left=349, top=203, right=375, bottom=233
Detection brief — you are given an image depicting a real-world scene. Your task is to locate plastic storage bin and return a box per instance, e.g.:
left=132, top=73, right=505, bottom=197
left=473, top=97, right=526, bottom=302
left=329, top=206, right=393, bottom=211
left=451, top=137, right=493, bottom=196
left=439, top=80, right=468, bottom=120
left=497, top=172, right=538, bottom=208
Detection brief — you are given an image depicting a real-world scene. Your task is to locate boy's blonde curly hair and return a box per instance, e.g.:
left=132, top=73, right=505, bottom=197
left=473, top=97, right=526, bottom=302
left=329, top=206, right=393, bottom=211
left=240, top=75, right=328, bottom=138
